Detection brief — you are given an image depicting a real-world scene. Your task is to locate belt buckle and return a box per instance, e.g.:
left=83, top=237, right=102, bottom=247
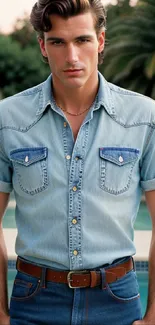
left=67, top=270, right=88, bottom=289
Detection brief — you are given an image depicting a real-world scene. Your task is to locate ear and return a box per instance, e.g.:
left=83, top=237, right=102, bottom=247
left=98, top=31, right=105, bottom=53
left=38, top=37, right=48, bottom=57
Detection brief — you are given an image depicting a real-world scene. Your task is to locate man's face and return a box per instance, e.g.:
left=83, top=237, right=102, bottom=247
left=39, top=11, right=105, bottom=89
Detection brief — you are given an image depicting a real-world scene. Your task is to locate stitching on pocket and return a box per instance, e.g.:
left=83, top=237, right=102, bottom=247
left=106, top=283, right=140, bottom=303
left=100, top=155, right=137, bottom=195
left=14, top=279, right=33, bottom=288
left=105, top=270, right=140, bottom=303
left=11, top=279, right=41, bottom=302
left=14, top=158, right=48, bottom=195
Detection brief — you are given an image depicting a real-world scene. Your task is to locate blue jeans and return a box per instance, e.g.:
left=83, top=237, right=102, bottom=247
left=10, top=256, right=142, bottom=325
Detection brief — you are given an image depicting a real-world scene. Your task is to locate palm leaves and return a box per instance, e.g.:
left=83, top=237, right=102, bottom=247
left=101, top=0, right=155, bottom=99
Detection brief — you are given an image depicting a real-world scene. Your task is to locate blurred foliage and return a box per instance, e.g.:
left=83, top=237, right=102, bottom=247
left=100, top=0, right=155, bottom=99
left=10, top=14, right=37, bottom=48
left=106, top=0, right=134, bottom=22
left=0, top=14, right=50, bottom=99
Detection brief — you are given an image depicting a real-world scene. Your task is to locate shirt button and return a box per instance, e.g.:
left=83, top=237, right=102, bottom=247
left=25, top=156, right=29, bottom=163
left=119, top=156, right=124, bottom=163
left=73, top=250, right=78, bottom=256
left=73, top=186, right=77, bottom=192
left=72, top=218, right=77, bottom=225
left=66, top=155, right=71, bottom=160
left=64, top=122, right=67, bottom=127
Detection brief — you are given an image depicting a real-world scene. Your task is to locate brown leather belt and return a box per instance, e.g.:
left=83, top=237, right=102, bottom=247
left=16, top=257, right=133, bottom=289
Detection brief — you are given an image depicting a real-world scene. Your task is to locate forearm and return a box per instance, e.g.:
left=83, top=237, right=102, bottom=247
left=144, top=234, right=155, bottom=319
left=0, top=226, right=9, bottom=316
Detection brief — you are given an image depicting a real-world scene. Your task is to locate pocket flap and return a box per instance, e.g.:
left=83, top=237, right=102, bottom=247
left=10, top=147, right=48, bottom=166
left=100, top=147, right=139, bottom=166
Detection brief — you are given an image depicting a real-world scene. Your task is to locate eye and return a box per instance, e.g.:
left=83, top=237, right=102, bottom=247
left=51, top=41, right=64, bottom=46
left=78, top=39, right=90, bottom=43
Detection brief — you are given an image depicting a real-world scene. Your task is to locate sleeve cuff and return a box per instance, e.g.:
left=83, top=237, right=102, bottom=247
left=0, top=180, right=13, bottom=193
left=141, top=178, right=155, bottom=191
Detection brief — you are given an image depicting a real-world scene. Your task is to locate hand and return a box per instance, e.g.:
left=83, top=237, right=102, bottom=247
left=133, top=318, right=155, bottom=325
left=0, top=314, right=10, bottom=325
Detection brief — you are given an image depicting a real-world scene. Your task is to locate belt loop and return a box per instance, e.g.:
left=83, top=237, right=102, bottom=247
left=99, top=268, right=106, bottom=290
left=90, top=271, right=98, bottom=288
left=132, top=257, right=136, bottom=271
left=40, top=267, right=47, bottom=289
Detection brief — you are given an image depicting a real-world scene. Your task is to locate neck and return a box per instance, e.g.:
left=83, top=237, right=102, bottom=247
left=52, top=71, right=99, bottom=114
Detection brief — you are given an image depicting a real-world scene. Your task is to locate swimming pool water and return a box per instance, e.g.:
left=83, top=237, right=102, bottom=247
left=7, top=270, right=148, bottom=316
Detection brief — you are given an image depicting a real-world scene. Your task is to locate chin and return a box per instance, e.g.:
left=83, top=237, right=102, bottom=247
left=64, top=78, right=87, bottom=89
left=65, top=83, right=84, bottom=89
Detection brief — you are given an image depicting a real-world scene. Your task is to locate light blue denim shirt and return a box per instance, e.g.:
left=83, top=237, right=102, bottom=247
left=0, top=72, right=155, bottom=270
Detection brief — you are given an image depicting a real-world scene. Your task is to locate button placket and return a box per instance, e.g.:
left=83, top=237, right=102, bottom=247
left=62, top=119, right=74, bottom=172
left=68, top=124, right=89, bottom=270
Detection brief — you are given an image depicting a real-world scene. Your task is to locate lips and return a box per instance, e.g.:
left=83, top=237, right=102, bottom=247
left=64, top=69, right=81, bottom=72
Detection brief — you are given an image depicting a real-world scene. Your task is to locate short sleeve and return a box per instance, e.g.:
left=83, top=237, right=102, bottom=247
left=141, top=127, right=155, bottom=191
left=0, top=134, right=13, bottom=193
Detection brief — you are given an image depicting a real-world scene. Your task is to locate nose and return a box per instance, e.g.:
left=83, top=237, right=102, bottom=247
left=65, top=44, right=78, bottom=64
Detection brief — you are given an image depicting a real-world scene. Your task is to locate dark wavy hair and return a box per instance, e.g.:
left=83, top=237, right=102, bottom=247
left=30, top=0, right=106, bottom=65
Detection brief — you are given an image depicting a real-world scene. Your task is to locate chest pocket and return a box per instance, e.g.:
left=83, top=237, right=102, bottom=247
left=10, top=147, right=48, bottom=195
left=99, top=147, right=139, bottom=195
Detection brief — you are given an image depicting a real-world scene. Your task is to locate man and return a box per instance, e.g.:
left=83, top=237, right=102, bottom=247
left=0, top=0, right=155, bottom=324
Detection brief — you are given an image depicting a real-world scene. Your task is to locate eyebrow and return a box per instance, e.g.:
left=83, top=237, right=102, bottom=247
left=46, top=35, right=94, bottom=42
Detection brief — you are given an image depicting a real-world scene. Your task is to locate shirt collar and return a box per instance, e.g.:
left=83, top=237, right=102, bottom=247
left=95, top=72, right=116, bottom=116
left=36, top=75, right=54, bottom=116
left=36, top=71, right=116, bottom=117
